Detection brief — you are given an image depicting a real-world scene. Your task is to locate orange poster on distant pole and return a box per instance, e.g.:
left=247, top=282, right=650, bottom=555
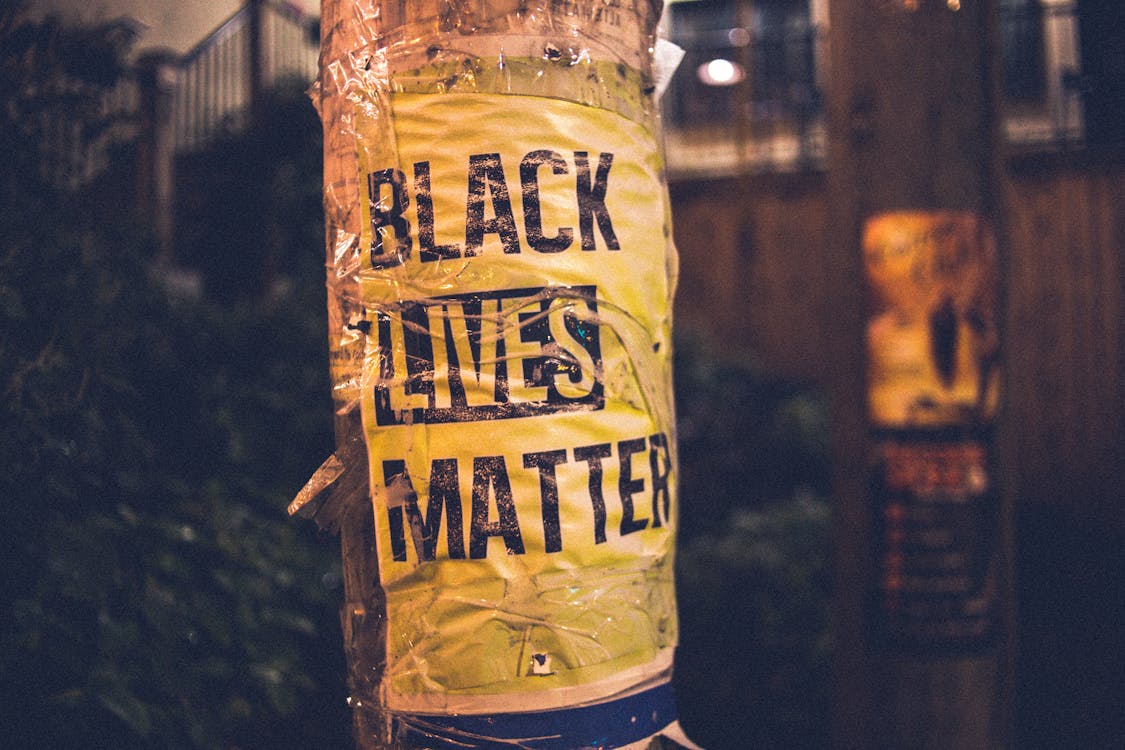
left=863, top=211, right=1001, bottom=652
left=864, top=211, right=999, bottom=429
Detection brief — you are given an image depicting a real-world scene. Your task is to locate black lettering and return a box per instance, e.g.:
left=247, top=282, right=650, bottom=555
left=401, top=303, right=435, bottom=407
left=414, top=161, right=463, bottom=262
left=440, top=298, right=485, bottom=409
left=373, top=286, right=604, bottom=426
left=382, top=459, right=465, bottom=562
left=648, top=432, right=671, bottom=528
left=383, top=460, right=414, bottom=562
left=617, top=438, right=649, bottom=535
left=520, top=150, right=574, bottom=253
left=372, top=312, right=396, bottom=418
left=523, top=450, right=569, bottom=553
left=574, top=443, right=612, bottom=544
left=427, top=458, right=466, bottom=559
left=518, top=302, right=552, bottom=389
left=465, top=153, right=521, bottom=255
left=574, top=151, right=619, bottom=251
left=470, top=456, right=525, bottom=558
left=367, top=168, right=411, bottom=267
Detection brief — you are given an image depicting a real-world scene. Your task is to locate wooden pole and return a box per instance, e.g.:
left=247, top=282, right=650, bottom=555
left=304, top=0, right=387, bottom=743
left=296, top=2, right=693, bottom=748
left=134, top=50, right=178, bottom=262
left=824, top=1, right=1015, bottom=748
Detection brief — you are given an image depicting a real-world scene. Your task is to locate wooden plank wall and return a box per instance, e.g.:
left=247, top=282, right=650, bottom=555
left=669, top=172, right=832, bottom=379
left=668, top=162, right=1125, bottom=529
left=1003, top=162, right=1125, bottom=528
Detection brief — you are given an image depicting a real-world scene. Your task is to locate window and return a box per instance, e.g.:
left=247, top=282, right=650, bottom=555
left=664, top=0, right=817, bottom=130
left=664, top=0, right=744, bottom=129
left=1001, top=0, right=1047, bottom=102
left=661, top=0, right=1091, bottom=166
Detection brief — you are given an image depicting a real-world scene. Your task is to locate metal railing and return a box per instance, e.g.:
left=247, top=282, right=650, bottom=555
left=662, top=1, right=1086, bottom=176
left=36, top=84, right=139, bottom=188
left=174, top=1, right=319, bottom=151
left=37, top=1, right=318, bottom=189
left=29, top=22, right=143, bottom=190
left=54, top=1, right=1090, bottom=183
left=662, top=17, right=827, bottom=177
left=1000, top=1, right=1084, bottom=147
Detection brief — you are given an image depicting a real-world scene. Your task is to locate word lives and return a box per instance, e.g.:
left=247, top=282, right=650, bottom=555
left=371, top=285, right=604, bottom=426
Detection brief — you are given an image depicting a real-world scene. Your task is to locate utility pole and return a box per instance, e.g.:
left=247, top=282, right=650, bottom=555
left=295, top=2, right=694, bottom=748
left=823, top=1, right=1015, bottom=748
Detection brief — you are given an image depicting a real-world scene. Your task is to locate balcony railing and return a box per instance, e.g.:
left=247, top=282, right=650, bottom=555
left=51, top=1, right=1096, bottom=186
left=1000, top=0, right=1083, bottom=148
left=662, top=0, right=1087, bottom=178
left=173, top=0, right=319, bottom=152
left=662, top=15, right=827, bottom=177
left=46, top=0, right=318, bottom=188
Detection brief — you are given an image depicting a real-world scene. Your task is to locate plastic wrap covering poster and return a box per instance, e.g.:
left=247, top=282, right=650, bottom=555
left=354, top=87, right=681, bottom=743
left=863, top=211, right=1000, bottom=652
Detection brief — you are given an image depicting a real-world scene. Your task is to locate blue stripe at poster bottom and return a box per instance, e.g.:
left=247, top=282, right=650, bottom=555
left=389, top=681, right=678, bottom=749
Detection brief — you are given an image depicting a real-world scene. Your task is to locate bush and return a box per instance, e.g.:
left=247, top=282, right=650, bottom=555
left=1, top=11, right=348, bottom=747
left=675, top=496, right=832, bottom=750
left=672, top=337, right=832, bottom=749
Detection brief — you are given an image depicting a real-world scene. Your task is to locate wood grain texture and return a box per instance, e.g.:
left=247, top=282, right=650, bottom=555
left=669, top=158, right=1125, bottom=530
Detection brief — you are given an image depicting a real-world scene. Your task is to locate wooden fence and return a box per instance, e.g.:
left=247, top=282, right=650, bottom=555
left=1003, top=157, right=1125, bottom=527
left=668, top=156, right=1125, bottom=528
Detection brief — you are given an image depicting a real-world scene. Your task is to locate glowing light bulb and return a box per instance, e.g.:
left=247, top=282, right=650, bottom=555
left=707, top=58, right=736, bottom=84
left=697, top=58, right=745, bottom=86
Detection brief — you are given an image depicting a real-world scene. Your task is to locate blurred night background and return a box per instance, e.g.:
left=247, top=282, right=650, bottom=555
left=1, top=1, right=1121, bottom=748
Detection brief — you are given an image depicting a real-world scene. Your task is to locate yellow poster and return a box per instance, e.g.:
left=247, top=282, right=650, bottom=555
left=354, top=91, right=678, bottom=714
left=863, top=211, right=999, bottom=428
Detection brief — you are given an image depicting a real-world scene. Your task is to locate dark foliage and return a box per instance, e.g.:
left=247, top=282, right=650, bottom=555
left=675, top=496, right=831, bottom=750
left=673, top=335, right=830, bottom=540
left=174, top=75, right=326, bottom=303
left=1, top=9, right=348, bottom=749
left=672, top=339, right=832, bottom=750
left=1018, top=506, right=1125, bottom=749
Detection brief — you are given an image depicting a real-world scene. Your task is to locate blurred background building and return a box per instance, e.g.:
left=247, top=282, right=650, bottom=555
left=28, top=0, right=318, bottom=55
left=661, top=0, right=1103, bottom=175
left=26, top=0, right=1125, bottom=185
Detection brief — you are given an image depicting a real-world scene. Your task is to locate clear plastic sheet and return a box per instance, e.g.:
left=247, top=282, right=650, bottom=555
left=293, top=2, right=695, bottom=747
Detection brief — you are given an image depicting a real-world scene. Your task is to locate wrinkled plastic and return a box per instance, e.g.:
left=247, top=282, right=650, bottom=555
left=295, top=2, right=693, bottom=747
